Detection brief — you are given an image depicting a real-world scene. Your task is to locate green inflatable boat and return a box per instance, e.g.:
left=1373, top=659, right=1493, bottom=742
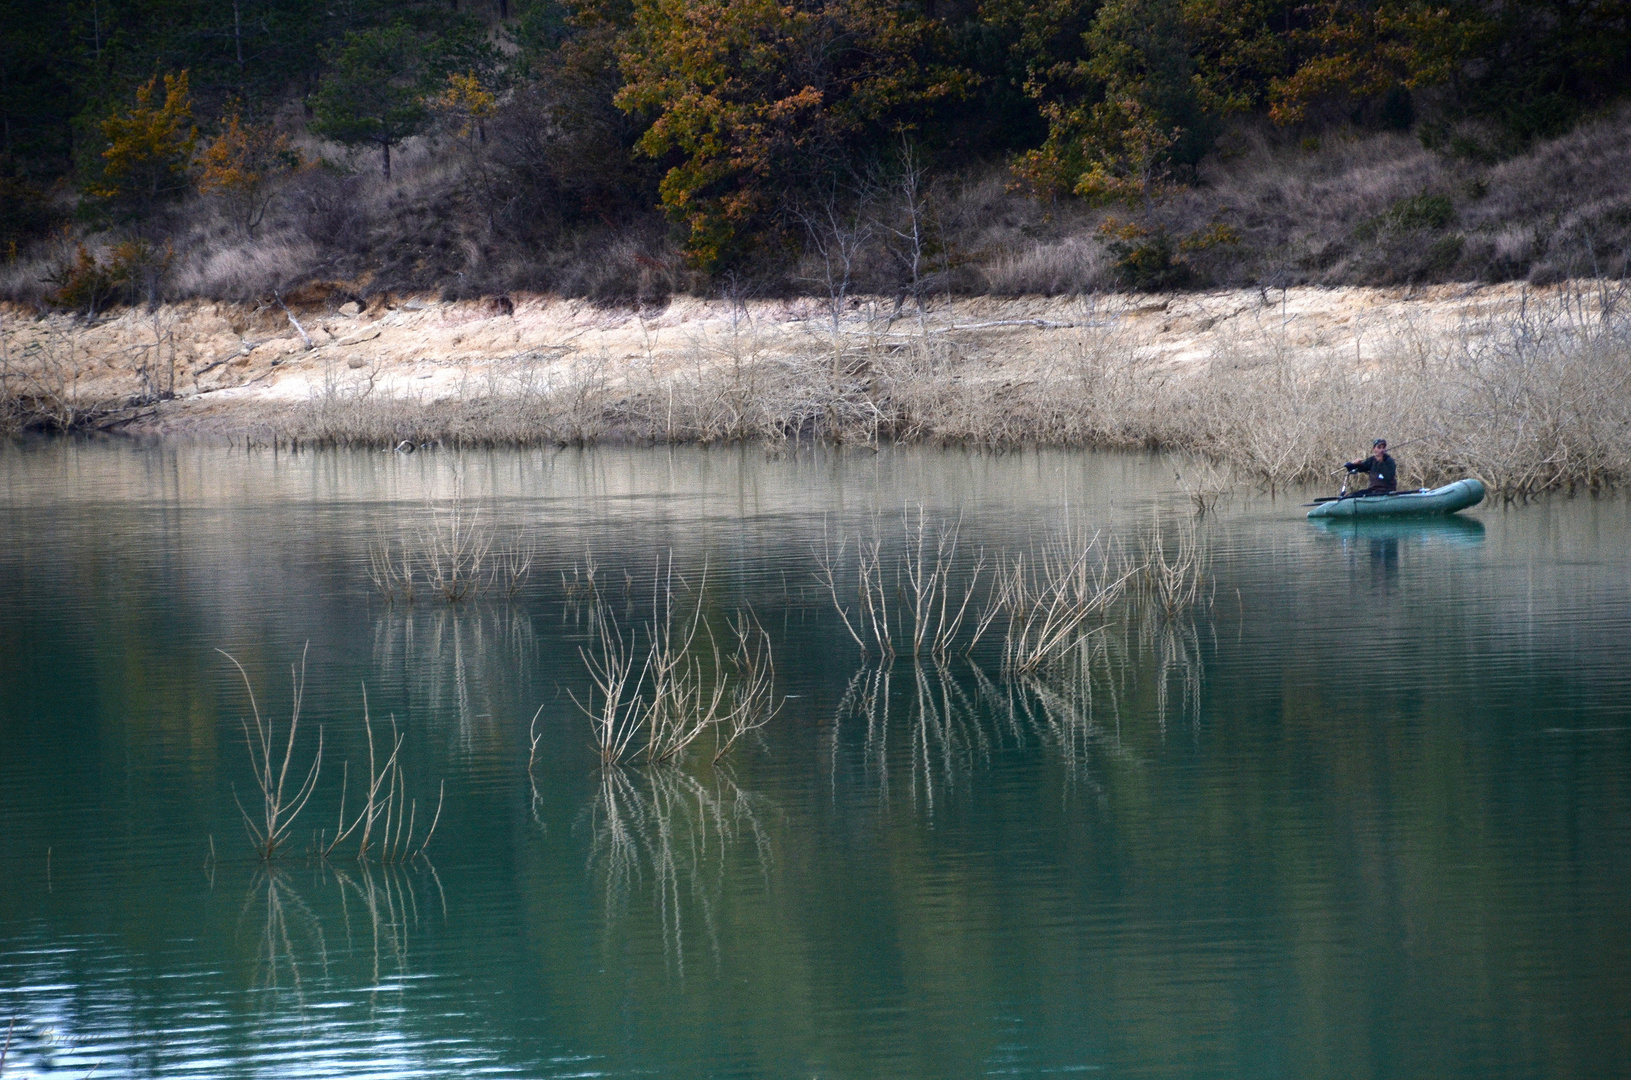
left=1307, top=478, right=1485, bottom=519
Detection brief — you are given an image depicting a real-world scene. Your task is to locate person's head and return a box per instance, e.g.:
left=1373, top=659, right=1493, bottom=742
left=1373, top=438, right=1388, bottom=459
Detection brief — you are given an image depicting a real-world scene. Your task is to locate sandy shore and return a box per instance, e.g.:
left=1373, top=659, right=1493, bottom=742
left=0, top=282, right=1560, bottom=442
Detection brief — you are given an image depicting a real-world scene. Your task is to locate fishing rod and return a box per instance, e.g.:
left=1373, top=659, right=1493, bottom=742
left=1375, top=432, right=1444, bottom=453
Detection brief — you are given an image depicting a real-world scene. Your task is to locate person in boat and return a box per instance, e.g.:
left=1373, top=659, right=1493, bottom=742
left=1344, top=439, right=1397, bottom=496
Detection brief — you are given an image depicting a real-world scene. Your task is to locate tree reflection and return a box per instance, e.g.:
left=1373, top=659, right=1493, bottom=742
left=584, top=767, right=775, bottom=975
left=833, top=604, right=1209, bottom=810
left=236, top=860, right=445, bottom=1017
left=371, top=602, right=539, bottom=751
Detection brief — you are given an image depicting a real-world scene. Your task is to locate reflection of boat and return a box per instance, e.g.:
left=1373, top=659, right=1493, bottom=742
left=1307, top=478, right=1485, bottom=518
left=1310, top=513, right=1486, bottom=544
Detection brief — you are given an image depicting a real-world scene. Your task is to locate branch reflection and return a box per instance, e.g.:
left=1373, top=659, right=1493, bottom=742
left=237, top=860, right=446, bottom=1018
left=584, top=767, right=776, bottom=975
left=834, top=606, right=1209, bottom=811
left=371, top=603, right=539, bottom=749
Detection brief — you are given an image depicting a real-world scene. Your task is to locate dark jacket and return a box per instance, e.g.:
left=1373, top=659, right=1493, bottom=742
left=1346, top=453, right=1397, bottom=490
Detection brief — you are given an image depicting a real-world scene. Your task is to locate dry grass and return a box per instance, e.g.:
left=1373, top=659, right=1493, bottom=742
left=283, top=284, right=1631, bottom=498
left=983, top=237, right=1109, bottom=296
left=3, top=104, right=1631, bottom=318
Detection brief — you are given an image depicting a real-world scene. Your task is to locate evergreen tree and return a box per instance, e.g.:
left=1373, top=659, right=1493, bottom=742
left=309, top=23, right=431, bottom=178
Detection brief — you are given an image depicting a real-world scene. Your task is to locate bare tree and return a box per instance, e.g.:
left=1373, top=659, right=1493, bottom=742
left=794, top=179, right=875, bottom=342
left=877, top=138, right=935, bottom=334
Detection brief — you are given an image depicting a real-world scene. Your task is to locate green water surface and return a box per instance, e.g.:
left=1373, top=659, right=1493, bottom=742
left=0, top=442, right=1627, bottom=1079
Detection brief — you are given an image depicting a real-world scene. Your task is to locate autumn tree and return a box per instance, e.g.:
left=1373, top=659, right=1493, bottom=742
left=196, top=107, right=304, bottom=236
left=1008, top=0, right=1298, bottom=204
left=309, top=24, right=431, bottom=179
left=1013, top=0, right=1196, bottom=205
left=428, top=71, right=499, bottom=144
left=92, top=71, right=198, bottom=218
left=1266, top=0, right=1479, bottom=126
left=612, top=0, right=972, bottom=270
left=1267, top=0, right=1631, bottom=140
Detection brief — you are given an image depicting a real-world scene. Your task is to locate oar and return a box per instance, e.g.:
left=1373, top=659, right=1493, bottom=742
left=1303, top=466, right=1353, bottom=506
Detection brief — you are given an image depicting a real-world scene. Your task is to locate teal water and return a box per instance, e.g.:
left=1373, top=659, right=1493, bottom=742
left=1, top=442, right=1628, bottom=1079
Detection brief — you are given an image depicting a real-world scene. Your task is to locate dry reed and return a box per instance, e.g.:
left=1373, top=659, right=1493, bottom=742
left=286, top=286, right=1631, bottom=499
left=319, top=687, right=444, bottom=863
left=219, top=645, right=324, bottom=860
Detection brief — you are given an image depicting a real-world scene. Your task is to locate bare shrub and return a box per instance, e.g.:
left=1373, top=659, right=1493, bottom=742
left=816, top=510, right=989, bottom=661
left=993, top=522, right=1134, bottom=676
left=716, top=612, right=780, bottom=762
left=364, top=472, right=533, bottom=604
left=418, top=483, right=493, bottom=602
left=219, top=646, right=324, bottom=860
left=572, top=558, right=785, bottom=766
left=1, top=313, right=93, bottom=431
left=367, top=537, right=418, bottom=604
left=1137, top=510, right=1212, bottom=618
left=320, top=690, right=443, bottom=864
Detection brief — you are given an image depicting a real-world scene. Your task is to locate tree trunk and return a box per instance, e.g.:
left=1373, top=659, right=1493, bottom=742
left=232, top=0, right=244, bottom=89
left=382, top=140, right=392, bottom=179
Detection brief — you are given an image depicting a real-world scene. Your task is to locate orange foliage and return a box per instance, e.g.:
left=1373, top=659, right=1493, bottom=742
left=613, top=0, right=971, bottom=269
left=1268, top=1, right=1483, bottom=124
left=94, top=72, right=197, bottom=206
left=45, top=241, right=173, bottom=315
left=196, top=107, right=303, bottom=235
left=428, top=72, right=499, bottom=140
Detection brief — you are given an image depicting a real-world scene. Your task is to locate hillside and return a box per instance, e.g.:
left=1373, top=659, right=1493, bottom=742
left=4, top=0, right=1631, bottom=310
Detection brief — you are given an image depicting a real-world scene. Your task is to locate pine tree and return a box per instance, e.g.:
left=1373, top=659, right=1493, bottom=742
left=309, top=23, right=430, bottom=179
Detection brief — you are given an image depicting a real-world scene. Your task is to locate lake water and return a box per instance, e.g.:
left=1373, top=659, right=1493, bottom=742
left=1, top=442, right=1628, bottom=1080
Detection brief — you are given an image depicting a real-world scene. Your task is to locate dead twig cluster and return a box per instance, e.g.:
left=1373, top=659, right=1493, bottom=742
left=572, top=558, right=782, bottom=766
left=992, top=523, right=1135, bottom=676
left=816, top=509, right=989, bottom=662
left=219, top=647, right=444, bottom=863
left=220, top=645, right=324, bottom=861
left=366, top=473, right=534, bottom=605
left=1138, top=509, right=1213, bottom=618
left=319, top=688, right=444, bottom=863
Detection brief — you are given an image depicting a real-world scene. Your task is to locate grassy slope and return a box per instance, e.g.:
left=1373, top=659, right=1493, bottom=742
left=5, top=108, right=1631, bottom=308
